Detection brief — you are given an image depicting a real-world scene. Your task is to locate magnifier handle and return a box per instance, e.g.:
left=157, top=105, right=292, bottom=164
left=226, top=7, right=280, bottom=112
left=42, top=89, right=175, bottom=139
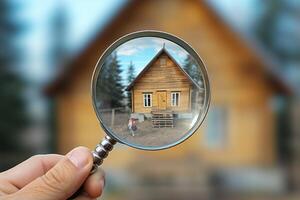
left=68, top=135, right=116, bottom=199
left=91, top=135, right=117, bottom=172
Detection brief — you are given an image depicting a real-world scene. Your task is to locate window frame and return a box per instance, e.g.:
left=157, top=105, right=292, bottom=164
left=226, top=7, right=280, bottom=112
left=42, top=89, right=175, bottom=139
left=171, top=92, right=180, bottom=107
left=143, top=93, right=152, bottom=107
left=204, top=106, right=228, bottom=149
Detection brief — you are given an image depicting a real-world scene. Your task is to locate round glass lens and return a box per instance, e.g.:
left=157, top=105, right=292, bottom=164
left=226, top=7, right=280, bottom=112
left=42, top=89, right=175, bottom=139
left=92, top=32, right=210, bottom=150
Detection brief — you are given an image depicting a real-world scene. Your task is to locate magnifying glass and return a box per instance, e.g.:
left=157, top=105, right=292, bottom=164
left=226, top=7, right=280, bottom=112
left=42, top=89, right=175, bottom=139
left=90, top=30, right=210, bottom=171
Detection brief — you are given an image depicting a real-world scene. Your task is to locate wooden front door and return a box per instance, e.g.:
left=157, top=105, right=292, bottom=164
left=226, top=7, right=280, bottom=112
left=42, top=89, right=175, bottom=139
left=157, top=91, right=167, bottom=110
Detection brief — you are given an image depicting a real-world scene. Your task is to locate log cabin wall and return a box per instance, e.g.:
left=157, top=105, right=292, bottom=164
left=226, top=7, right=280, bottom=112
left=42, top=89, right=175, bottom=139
left=131, top=52, right=191, bottom=113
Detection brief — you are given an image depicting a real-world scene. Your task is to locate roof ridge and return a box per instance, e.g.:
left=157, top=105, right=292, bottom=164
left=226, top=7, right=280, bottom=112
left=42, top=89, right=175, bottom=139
left=125, top=47, right=202, bottom=91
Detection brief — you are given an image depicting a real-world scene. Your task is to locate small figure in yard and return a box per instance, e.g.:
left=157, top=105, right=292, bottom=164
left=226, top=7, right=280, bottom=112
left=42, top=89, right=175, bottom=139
left=128, top=118, right=137, bottom=136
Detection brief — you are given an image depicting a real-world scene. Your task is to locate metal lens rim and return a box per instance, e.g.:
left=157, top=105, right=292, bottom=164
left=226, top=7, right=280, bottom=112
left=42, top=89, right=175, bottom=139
left=91, top=30, right=211, bottom=151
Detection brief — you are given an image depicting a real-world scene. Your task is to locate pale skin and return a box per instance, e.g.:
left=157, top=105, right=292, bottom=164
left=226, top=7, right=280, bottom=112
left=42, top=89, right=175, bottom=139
left=0, top=146, right=104, bottom=200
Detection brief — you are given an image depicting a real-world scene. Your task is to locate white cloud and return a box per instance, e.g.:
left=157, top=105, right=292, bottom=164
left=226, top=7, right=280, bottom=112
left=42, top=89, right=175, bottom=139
left=115, top=37, right=189, bottom=60
left=117, top=47, right=138, bottom=56
left=116, top=37, right=154, bottom=55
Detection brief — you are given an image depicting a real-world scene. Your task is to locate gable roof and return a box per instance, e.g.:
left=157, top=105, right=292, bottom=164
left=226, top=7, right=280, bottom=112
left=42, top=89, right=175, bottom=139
left=126, top=47, right=203, bottom=91
left=45, top=0, right=293, bottom=95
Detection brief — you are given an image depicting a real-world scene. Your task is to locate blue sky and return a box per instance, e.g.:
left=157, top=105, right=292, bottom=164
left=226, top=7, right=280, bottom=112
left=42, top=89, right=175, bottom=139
left=18, top=0, right=260, bottom=83
left=64, top=0, right=127, bottom=53
left=208, top=0, right=262, bottom=33
left=112, top=37, right=190, bottom=85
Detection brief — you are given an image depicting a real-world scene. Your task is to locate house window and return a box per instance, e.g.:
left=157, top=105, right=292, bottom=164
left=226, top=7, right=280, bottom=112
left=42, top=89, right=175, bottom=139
left=143, top=93, right=152, bottom=107
left=160, top=58, right=166, bottom=67
left=171, top=92, right=180, bottom=106
left=204, top=106, right=228, bottom=148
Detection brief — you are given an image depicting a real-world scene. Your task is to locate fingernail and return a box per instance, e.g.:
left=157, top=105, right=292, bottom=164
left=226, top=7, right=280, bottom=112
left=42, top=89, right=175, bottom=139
left=67, top=148, right=89, bottom=169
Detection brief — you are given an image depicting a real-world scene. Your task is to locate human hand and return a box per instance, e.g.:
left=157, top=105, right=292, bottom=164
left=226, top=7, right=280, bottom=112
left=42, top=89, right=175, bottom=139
left=0, top=147, right=104, bottom=200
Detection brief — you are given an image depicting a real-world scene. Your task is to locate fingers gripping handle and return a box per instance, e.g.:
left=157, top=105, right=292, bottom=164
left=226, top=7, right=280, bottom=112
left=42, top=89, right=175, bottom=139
left=68, top=136, right=116, bottom=199
left=91, top=135, right=117, bottom=173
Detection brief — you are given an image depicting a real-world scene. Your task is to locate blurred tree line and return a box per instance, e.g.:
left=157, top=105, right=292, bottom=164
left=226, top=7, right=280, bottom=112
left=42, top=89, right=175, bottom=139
left=256, top=0, right=300, bottom=66
left=255, top=0, right=300, bottom=163
left=0, top=69, right=29, bottom=150
left=0, top=1, right=31, bottom=169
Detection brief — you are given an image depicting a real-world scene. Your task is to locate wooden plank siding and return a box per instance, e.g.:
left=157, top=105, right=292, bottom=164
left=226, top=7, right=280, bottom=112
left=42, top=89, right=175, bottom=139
left=131, top=52, right=192, bottom=113
left=50, top=0, right=285, bottom=167
left=133, top=89, right=190, bottom=113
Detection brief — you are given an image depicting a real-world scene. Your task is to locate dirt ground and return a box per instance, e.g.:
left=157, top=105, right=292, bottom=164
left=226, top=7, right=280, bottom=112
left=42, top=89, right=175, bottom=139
left=100, top=112, right=193, bottom=148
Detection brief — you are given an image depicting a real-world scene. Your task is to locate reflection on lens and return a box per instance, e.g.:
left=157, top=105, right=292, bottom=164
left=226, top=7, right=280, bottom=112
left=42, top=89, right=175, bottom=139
left=94, top=35, right=209, bottom=149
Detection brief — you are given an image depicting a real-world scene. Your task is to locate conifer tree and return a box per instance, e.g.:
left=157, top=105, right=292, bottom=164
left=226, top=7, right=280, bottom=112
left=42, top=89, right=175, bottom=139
left=126, top=61, right=135, bottom=108
left=183, top=55, right=203, bottom=86
left=96, top=52, right=124, bottom=108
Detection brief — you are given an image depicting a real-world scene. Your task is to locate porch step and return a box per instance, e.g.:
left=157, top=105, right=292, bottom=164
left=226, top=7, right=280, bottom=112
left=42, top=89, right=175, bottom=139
left=151, top=111, right=174, bottom=128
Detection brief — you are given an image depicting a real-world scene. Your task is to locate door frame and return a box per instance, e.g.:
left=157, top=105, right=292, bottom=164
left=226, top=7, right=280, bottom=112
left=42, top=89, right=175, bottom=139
left=157, top=90, right=167, bottom=110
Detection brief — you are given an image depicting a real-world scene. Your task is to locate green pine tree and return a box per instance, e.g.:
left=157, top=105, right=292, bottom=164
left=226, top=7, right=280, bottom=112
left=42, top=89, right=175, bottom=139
left=126, top=61, right=135, bottom=108
left=96, top=55, right=111, bottom=108
left=183, top=55, right=203, bottom=86
left=109, top=52, right=124, bottom=107
left=96, top=52, right=124, bottom=108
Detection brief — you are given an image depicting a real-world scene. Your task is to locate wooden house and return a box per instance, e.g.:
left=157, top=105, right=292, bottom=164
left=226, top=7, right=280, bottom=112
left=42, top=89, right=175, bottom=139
left=47, top=0, right=291, bottom=168
left=126, top=47, right=202, bottom=114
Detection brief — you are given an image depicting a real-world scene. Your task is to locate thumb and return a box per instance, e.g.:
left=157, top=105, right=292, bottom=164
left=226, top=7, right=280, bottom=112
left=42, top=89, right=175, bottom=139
left=15, top=147, right=93, bottom=200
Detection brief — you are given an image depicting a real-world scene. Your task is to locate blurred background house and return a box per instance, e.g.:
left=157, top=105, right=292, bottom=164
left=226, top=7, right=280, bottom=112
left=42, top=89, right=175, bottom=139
left=1, top=0, right=300, bottom=199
